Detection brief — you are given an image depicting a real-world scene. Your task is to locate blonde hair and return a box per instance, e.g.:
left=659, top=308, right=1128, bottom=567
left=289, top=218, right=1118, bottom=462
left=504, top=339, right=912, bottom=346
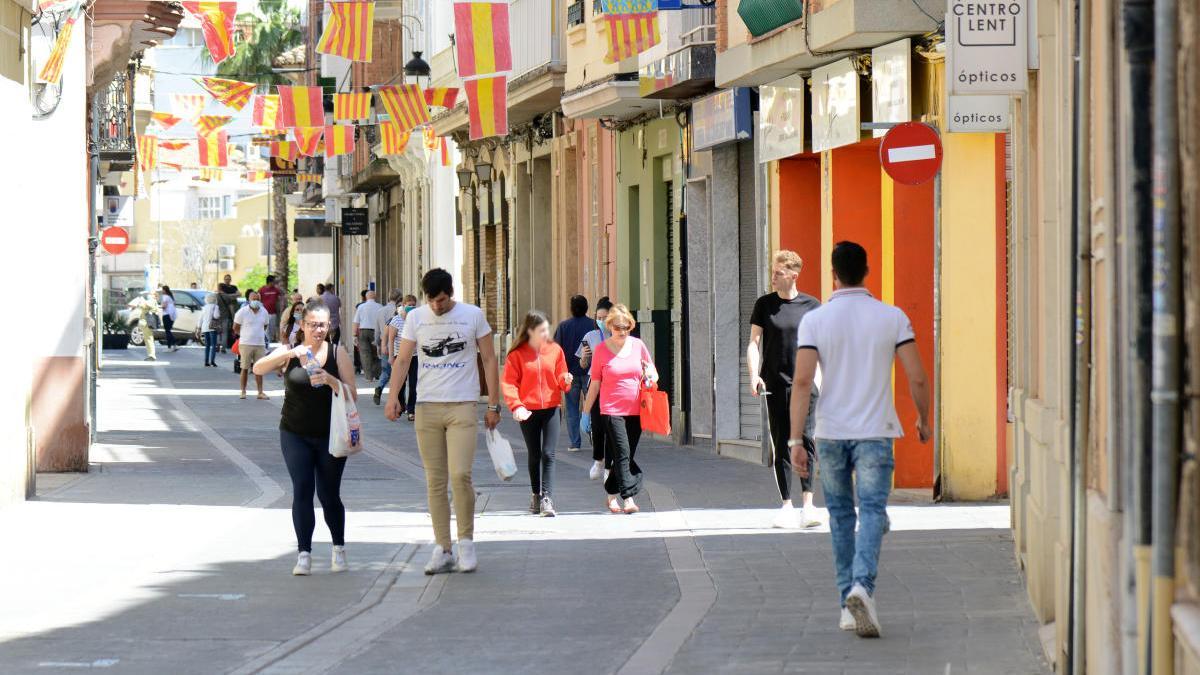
left=773, top=250, right=804, bottom=273
left=605, top=303, right=637, bottom=333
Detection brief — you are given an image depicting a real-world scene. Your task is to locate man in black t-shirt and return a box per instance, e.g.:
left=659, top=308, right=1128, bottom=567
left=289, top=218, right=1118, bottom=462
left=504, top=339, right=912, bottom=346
left=748, top=250, right=821, bottom=529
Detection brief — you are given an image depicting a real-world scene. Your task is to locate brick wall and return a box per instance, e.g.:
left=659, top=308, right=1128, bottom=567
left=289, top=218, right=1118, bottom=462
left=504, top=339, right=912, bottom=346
left=716, top=0, right=727, bottom=52
left=351, top=22, right=405, bottom=175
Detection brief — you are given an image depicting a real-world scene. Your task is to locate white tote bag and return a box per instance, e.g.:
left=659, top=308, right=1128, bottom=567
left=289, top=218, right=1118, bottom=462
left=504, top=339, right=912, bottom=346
left=329, top=382, right=364, bottom=458
left=484, top=428, right=518, bottom=481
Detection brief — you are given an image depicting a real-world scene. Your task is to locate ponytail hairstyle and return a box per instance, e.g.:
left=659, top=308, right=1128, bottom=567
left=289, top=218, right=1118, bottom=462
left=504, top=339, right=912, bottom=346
left=509, top=310, right=551, bottom=356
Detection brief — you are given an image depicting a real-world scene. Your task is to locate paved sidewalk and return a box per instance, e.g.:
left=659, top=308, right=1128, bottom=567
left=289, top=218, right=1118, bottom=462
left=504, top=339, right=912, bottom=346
left=0, top=345, right=1047, bottom=674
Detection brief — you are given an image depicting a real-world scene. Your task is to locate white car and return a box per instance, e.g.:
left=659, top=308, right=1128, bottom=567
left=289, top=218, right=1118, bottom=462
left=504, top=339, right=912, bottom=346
left=124, top=290, right=243, bottom=346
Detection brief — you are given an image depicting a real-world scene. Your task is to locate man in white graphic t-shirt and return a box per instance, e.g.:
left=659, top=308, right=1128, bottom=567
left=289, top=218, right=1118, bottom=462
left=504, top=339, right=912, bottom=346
left=385, top=268, right=500, bottom=576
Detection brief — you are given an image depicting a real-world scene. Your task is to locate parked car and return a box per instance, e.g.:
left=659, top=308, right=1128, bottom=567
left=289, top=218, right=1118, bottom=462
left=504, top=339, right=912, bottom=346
left=121, top=290, right=245, bottom=346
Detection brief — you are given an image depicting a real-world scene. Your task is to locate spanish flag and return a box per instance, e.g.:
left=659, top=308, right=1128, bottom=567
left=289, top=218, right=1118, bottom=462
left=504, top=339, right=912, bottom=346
left=600, top=0, right=661, bottom=64
left=197, top=131, right=229, bottom=167
left=293, top=127, right=325, bottom=157
left=172, top=93, right=208, bottom=119
left=452, top=1, right=511, bottom=80
left=150, top=112, right=182, bottom=130
left=465, top=75, right=507, bottom=140
left=316, top=1, right=375, bottom=62
left=37, top=4, right=81, bottom=85
left=252, top=95, right=281, bottom=129
left=137, top=136, right=158, bottom=172
left=270, top=140, right=298, bottom=161
left=195, top=77, right=258, bottom=111
left=333, top=92, right=372, bottom=122
left=194, top=114, right=233, bottom=136
left=278, top=85, right=326, bottom=128
left=424, top=87, right=460, bottom=109
left=378, top=123, right=410, bottom=156
left=181, top=2, right=238, bottom=65
left=376, top=84, right=429, bottom=132
left=324, top=125, right=356, bottom=158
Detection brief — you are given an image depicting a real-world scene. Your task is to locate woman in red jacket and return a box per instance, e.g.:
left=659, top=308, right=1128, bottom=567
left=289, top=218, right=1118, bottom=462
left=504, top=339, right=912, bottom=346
left=502, top=310, right=573, bottom=516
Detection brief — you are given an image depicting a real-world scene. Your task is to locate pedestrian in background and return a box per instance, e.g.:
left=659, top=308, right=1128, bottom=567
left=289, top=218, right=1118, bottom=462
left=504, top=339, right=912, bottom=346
left=129, top=292, right=159, bottom=362
left=398, top=295, right=419, bottom=420
left=553, top=295, right=593, bottom=453
left=200, top=293, right=220, bottom=367
left=253, top=299, right=356, bottom=576
left=321, top=283, right=342, bottom=345
left=218, top=274, right=239, bottom=352
left=374, top=289, right=403, bottom=406
left=789, top=241, right=931, bottom=638
left=282, top=300, right=306, bottom=347
left=577, top=297, right=613, bottom=483
left=234, top=291, right=271, bottom=400
left=503, top=310, right=572, bottom=517
left=258, top=274, right=283, bottom=349
left=581, top=303, right=658, bottom=515
left=354, top=290, right=383, bottom=384
left=160, top=285, right=178, bottom=353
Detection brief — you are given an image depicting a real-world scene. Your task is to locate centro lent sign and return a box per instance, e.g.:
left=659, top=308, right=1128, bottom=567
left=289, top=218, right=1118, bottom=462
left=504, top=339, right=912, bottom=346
left=947, top=0, right=1028, bottom=94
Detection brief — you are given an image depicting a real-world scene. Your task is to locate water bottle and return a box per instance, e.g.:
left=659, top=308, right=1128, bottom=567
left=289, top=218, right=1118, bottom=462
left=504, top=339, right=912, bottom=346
left=348, top=409, right=361, bottom=446
left=304, top=347, right=321, bottom=387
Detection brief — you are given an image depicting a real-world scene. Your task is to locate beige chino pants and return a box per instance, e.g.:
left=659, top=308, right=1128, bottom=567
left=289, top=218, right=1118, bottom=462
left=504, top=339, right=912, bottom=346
left=414, top=402, right=479, bottom=549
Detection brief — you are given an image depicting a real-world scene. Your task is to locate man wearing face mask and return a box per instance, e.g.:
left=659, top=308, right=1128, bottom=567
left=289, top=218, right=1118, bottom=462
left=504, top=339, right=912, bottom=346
left=577, top=297, right=613, bottom=482
left=234, top=291, right=272, bottom=400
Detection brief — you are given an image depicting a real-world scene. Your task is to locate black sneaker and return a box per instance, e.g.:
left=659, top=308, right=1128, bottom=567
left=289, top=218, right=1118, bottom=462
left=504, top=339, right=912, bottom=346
left=373, top=388, right=382, bottom=405
left=529, top=494, right=541, bottom=515
left=540, top=496, right=556, bottom=517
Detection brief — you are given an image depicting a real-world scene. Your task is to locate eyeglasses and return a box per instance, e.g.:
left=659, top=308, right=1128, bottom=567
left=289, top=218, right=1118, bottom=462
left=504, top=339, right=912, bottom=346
left=611, top=324, right=632, bottom=332
left=305, top=321, right=329, bottom=329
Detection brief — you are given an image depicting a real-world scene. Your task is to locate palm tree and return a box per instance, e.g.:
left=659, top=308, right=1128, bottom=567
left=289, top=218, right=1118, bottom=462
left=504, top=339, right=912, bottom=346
left=216, top=0, right=301, bottom=291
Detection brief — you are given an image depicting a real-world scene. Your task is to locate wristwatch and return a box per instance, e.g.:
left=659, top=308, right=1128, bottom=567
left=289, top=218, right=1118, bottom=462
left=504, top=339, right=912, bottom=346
left=786, top=439, right=805, bottom=448
left=486, top=404, right=501, bottom=413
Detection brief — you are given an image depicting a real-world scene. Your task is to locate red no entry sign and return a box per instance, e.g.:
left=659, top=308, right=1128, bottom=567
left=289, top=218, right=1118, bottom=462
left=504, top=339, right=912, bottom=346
left=879, top=122, right=943, bottom=186
left=101, top=226, right=130, bottom=255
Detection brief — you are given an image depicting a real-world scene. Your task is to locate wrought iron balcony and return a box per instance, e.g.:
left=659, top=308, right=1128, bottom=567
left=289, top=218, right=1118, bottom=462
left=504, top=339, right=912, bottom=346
left=94, top=63, right=136, bottom=171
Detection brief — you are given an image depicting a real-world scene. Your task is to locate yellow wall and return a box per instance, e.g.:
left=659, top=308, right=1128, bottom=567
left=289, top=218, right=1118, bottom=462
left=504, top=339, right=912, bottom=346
left=565, top=5, right=627, bottom=90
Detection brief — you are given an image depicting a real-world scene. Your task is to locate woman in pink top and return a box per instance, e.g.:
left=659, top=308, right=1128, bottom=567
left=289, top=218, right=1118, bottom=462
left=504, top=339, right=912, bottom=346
left=581, top=304, right=659, bottom=514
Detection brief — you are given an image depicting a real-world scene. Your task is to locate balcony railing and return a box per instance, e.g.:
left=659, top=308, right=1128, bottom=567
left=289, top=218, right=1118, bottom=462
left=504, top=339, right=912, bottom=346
left=510, top=0, right=563, bottom=80
left=567, top=0, right=584, bottom=26
left=94, top=65, right=136, bottom=166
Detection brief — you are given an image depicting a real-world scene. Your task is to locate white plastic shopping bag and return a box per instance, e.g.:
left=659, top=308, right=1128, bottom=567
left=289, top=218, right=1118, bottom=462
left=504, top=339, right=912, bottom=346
left=329, top=382, right=364, bottom=458
left=485, top=428, right=518, bottom=481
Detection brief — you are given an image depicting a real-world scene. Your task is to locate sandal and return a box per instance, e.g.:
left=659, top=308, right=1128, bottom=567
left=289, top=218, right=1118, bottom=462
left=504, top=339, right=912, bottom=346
left=239, top=393, right=247, bottom=400
left=606, top=496, right=622, bottom=514
left=407, top=413, right=415, bottom=421
left=257, top=393, right=269, bottom=400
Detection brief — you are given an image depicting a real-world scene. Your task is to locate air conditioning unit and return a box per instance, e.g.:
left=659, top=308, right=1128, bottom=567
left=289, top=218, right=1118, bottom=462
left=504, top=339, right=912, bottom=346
left=217, top=245, right=236, bottom=258
left=218, top=259, right=235, bottom=271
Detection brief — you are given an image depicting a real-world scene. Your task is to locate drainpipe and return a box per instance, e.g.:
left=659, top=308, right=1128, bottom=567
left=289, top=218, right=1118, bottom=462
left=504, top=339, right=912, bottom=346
left=1120, top=0, right=1154, bottom=671
left=1150, top=0, right=1182, bottom=668
left=1068, top=0, right=1092, bottom=668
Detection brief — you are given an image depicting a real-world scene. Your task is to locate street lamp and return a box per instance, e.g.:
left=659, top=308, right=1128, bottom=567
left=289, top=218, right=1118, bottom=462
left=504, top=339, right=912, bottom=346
left=474, top=162, right=492, bottom=184
left=404, top=51, right=431, bottom=80
left=456, top=168, right=475, bottom=193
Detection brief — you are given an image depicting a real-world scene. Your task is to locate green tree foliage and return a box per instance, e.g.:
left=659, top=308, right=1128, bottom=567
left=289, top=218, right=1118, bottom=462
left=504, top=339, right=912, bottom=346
left=214, top=0, right=302, bottom=85
left=238, top=258, right=299, bottom=294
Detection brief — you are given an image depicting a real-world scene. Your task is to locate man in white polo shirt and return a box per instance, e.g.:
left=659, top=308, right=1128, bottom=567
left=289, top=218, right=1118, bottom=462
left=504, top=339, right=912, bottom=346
left=233, top=291, right=271, bottom=401
left=788, top=241, right=931, bottom=639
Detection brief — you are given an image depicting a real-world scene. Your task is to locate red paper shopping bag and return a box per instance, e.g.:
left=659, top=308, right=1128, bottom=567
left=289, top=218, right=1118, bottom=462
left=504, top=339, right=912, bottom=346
left=639, top=385, right=671, bottom=436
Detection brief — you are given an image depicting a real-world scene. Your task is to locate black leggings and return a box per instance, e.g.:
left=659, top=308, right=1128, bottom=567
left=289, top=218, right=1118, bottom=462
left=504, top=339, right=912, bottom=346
left=280, top=429, right=347, bottom=552
left=163, top=315, right=176, bottom=349
left=766, top=384, right=817, bottom=499
left=519, top=408, right=559, bottom=496
left=604, top=414, right=642, bottom=499
left=591, top=399, right=611, bottom=466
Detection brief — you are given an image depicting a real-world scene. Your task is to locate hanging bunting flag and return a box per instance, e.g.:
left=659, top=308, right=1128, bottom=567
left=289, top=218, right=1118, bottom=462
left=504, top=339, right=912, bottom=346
left=423, top=87, right=460, bottom=109
left=324, top=125, right=356, bottom=158
left=159, top=162, right=183, bottom=172
left=197, top=168, right=224, bottom=182
left=158, top=140, right=191, bottom=151
left=197, top=131, right=229, bottom=167
left=137, top=135, right=158, bottom=172
left=150, top=112, right=183, bottom=130
left=38, top=0, right=72, bottom=11
left=465, top=75, right=508, bottom=140
left=194, top=114, right=234, bottom=136
left=195, top=77, right=258, bottom=111
left=422, top=126, right=439, bottom=155
left=452, top=1, right=511, bottom=80
left=293, top=127, right=325, bottom=157
left=378, top=123, right=410, bottom=156
left=37, top=3, right=82, bottom=85
left=440, top=137, right=451, bottom=167
left=333, top=92, right=372, bottom=122
left=376, top=84, right=429, bottom=132
left=298, top=172, right=322, bottom=184
left=600, top=0, right=661, bottom=64
left=252, top=94, right=281, bottom=129
left=246, top=170, right=271, bottom=183
left=316, top=0, right=375, bottom=62
left=270, top=140, right=299, bottom=161
left=172, top=93, right=208, bottom=119
left=278, top=85, right=326, bottom=128
left=181, top=2, right=238, bottom=65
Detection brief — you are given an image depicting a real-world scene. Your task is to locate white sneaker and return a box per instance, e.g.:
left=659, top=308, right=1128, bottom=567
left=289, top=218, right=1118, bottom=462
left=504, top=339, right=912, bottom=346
left=604, top=469, right=610, bottom=482
left=839, top=608, right=856, bottom=631
left=292, top=552, right=311, bottom=576
left=799, top=507, right=822, bottom=529
left=331, top=545, right=347, bottom=572
left=589, top=460, right=603, bottom=480
left=455, top=539, right=477, bottom=573
left=424, top=545, right=456, bottom=575
left=568, top=447, right=581, bottom=453
left=845, top=584, right=882, bottom=638
left=772, top=503, right=800, bottom=529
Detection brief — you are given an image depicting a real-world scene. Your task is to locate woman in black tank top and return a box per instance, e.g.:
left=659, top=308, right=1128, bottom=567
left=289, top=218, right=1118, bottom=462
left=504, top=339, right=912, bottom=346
left=253, top=300, right=357, bottom=576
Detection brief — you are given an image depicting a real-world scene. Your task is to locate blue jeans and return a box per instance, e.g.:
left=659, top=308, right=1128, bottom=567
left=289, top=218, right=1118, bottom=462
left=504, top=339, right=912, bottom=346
left=203, top=330, right=219, bottom=365
left=379, top=357, right=392, bottom=392
left=817, top=438, right=895, bottom=605
left=564, top=376, right=584, bottom=448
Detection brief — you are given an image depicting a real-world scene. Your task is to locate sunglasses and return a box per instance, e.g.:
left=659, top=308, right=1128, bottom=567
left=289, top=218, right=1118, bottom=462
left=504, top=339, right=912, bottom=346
left=611, top=324, right=632, bottom=332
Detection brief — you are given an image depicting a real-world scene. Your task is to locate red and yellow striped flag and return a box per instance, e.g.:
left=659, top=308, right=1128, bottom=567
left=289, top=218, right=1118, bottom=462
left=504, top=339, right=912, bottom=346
left=161, top=162, right=184, bottom=172
left=197, top=131, right=229, bottom=167
left=195, top=77, right=258, bottom=111
left=602, top=4, right=661, bottom=64
left=158, top=140, right=191, bottom=151
left=293, top=127, right=325, bottom=157
left=453, top=2, right=511, bottom=79
left=423, top=87, right=459, bottom=109
left=324, top=125, right=356, bottom=158
left=150, top=112, right=182, bottom=130
left=333, top=92, right=372, bottom=122
left=246, top=170, right=271, bottom=183
left=378, top=123, right=410, bottom=156
left=172, top=93, right=207, bottom=119
left=181, top=2, right=238, bottom=65
left=194, top=114, right=233, bottom=136
left=316, top=1, right=375, bottom=62
left=270, top=140, right=298, bottom=161
left=422, top=126, right=438, bottom=152
left=440, top=137, right=451, bottom=166
left=137, top=135, right=158, bottom=172
left=298, top=172, right=322, bottom=184
left=278, top=86, right=325, bottom=128
left=465, top=75, right=508, bottom=140
left=197, top=168, right=224, bottom=182
left=252, top=95, right=281, bottom=129
left=37, top=4, right=81, bottom=85
left=376, top=84, right=429, bottom=132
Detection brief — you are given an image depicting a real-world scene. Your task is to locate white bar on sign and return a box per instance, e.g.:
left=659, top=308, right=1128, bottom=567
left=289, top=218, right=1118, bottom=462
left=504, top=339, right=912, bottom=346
left=105, top=236, right=128, bottom=245
left=887, top=145, right=937, bottom=163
